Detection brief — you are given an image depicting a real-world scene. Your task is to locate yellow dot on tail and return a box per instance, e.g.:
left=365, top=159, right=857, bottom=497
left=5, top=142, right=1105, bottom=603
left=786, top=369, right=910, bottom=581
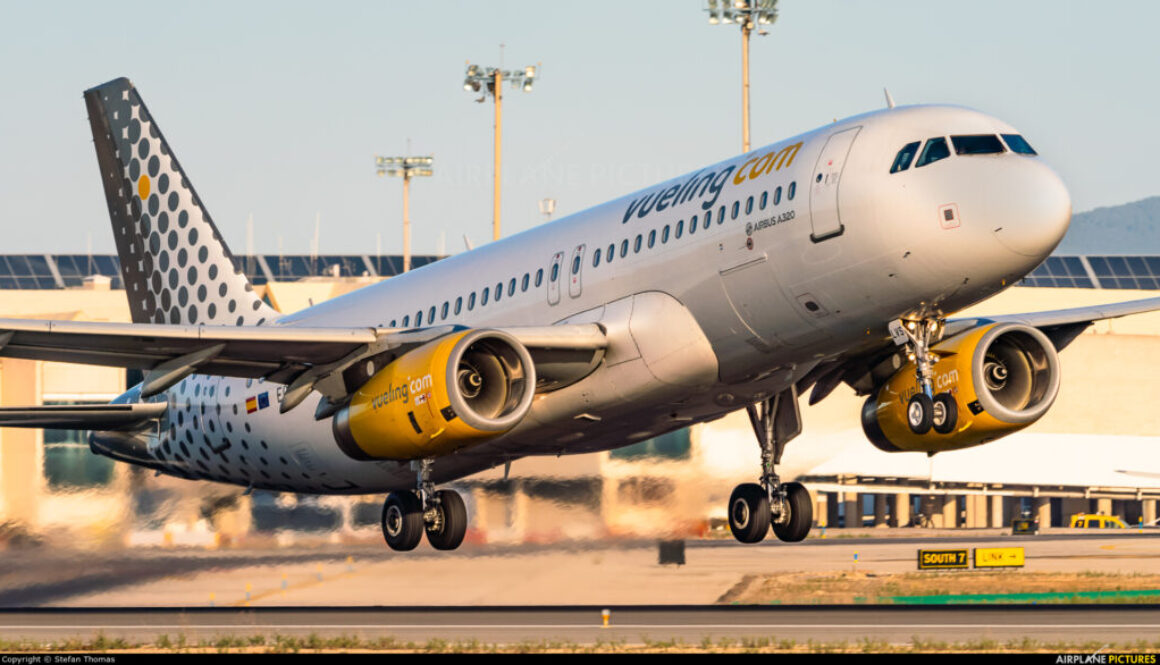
left=138, top=175, right=150, bottom=200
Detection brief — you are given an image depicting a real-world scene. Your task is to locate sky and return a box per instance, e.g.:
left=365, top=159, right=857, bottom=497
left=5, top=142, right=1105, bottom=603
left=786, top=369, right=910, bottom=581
left=0, top=0, right=1157, bottom=256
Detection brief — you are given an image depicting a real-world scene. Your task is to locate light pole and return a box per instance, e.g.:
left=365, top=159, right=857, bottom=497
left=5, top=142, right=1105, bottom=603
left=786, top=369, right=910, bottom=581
left=706, top=0, right=778, bottom=153
left=375, top=155, right=433, bottom=274
left=464, top=60, right=538, bottom=242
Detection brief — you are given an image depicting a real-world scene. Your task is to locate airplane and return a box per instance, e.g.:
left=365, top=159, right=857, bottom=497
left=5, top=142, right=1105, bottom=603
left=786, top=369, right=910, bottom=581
left=0, top=76, right=1157, bottom=552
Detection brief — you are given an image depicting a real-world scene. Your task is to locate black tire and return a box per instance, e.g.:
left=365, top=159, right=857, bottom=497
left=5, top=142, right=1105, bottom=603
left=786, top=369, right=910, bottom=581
left=932, top=392, right=958, bottom=434
left=728, top=483, right=770, bottom=544
left=772, top=482, right=813, bottom=542
left=907, top=393, right=934, bottom=434
left=426, top=489, right=468, bottom=551
left=381, top=491, right=424, bottom=552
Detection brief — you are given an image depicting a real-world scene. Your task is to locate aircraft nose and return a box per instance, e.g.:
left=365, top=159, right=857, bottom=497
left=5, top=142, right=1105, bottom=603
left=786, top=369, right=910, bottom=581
left=990, top=159, right=1071, bottom=259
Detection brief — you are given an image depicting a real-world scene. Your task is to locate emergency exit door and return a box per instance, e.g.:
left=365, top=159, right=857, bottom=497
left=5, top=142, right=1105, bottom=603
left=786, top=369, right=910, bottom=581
left=809, top=126, right=861, bottom=242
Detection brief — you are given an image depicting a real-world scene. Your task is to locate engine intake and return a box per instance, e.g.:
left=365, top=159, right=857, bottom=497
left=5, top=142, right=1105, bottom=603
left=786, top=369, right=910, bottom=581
left=861, top=322, right=1060, bottom=453
left=333, top=329, right=535, bottom=460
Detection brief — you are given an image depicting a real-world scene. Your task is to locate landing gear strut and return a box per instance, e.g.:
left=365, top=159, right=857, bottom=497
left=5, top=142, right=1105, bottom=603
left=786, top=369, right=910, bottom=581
left=728, top=387, right=813, bottom=544
left=381, top=459, right=468, bottom=552
left=889, top=317, right=958, bottom=435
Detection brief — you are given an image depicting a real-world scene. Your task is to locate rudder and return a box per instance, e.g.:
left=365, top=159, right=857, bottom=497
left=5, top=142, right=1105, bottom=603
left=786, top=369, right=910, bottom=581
left=84, top=77, right=277, bottom=326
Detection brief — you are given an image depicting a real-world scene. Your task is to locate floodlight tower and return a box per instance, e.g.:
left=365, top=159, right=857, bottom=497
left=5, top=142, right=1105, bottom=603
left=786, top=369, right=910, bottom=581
left=706, top=0, right=778, bottom=153
left=375, top=155, right=433, bottom=273
left=463, top=59, right=538, bottom=242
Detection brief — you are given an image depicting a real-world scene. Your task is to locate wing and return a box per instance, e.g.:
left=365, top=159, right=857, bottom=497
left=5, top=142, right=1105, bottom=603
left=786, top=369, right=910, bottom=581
left=0, top=318, right=607, bottom=413
left=0, top=403, right=167, bottom=429
left=800, top=295, right=1160, bottom=405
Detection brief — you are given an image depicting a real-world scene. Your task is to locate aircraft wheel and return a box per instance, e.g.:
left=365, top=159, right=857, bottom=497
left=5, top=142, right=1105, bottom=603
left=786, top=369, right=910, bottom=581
left=426, top=489, right=468, bottom=551
left=728, top=483, right=770, bottom=544
left=772, top=482, right=813, bottom=542
left=382, top=491, right=424, bottom=551
left=932, top=393, right=958, bottom=434
left=907, top=394, right=934, bottom=434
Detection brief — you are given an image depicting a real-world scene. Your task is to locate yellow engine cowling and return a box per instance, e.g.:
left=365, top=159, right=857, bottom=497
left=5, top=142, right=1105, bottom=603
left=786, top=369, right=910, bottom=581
left=861, top=322, right=1061, bottom=453
left=332, top=329, right=536, bottom=460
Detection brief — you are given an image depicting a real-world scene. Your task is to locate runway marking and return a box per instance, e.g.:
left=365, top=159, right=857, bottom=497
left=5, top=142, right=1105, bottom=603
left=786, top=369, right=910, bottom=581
left=2, top=624, right=1159, bottom=631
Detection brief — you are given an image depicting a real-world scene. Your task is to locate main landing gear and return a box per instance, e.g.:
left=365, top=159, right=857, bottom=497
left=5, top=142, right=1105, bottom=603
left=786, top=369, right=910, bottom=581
left=381, top=459, right=468, bottom=552
left=888, top=317, right=957, bottom=435
left=728, top=387, right=813, bottom=544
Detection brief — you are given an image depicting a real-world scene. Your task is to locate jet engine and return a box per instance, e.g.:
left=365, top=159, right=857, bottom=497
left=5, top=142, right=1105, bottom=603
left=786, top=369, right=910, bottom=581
left=861, top=322, right=1060, bottom=453
left=332, top=329, right=535, bottom=460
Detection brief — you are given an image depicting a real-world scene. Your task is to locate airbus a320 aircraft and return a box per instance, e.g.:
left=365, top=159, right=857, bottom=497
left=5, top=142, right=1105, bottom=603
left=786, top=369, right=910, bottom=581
left=1, top=77, right=1156, bottom=551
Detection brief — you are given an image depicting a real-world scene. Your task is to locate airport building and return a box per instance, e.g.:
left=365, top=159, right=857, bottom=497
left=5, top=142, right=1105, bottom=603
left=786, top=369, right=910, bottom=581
left=1, top=253, right=1158, bottom=548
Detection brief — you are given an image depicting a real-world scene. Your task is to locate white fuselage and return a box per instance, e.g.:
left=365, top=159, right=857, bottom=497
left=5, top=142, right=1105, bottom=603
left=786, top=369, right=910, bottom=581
left=93, top=104, right=1071, bottom=494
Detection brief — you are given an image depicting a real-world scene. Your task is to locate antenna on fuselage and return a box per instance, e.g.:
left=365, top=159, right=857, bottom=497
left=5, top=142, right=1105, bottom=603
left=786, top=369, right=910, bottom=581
left=884, top=88, right=896, bottom=109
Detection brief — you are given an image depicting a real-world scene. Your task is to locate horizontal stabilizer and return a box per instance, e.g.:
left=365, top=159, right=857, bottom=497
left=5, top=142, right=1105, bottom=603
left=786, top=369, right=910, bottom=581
left=0, top=403, right=166, bottom=429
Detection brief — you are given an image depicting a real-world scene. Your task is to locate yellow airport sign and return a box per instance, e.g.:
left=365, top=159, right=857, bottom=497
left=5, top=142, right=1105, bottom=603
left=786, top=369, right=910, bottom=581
left=917, top=549, right=969, bottom=570
left=974, top=547, right=1025, bottom=568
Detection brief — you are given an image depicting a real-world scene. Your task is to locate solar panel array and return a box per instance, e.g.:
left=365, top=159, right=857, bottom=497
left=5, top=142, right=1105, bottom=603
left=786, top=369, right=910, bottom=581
left=2, top=253, right=1158, bottom=291
left=1020, top=256, right=1160, bottom=290
left=0, top=254, right=442, bottom=289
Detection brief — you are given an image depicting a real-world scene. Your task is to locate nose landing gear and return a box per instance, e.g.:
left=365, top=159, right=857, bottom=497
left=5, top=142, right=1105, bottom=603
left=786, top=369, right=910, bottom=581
left=381, top=458, right=468, bottom=552
left=727, top=387, right=814, bottom=544
left=890, top=317, right=958, bottom=435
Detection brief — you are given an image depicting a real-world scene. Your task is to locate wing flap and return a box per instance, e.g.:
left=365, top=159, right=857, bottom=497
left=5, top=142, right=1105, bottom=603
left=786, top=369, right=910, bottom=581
left=0, top=403, right=167, bottom=429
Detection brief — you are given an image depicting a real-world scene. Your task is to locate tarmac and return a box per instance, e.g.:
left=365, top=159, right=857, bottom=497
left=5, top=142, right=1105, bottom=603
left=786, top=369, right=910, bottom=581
left=32, top=528, right=1160, bottom=608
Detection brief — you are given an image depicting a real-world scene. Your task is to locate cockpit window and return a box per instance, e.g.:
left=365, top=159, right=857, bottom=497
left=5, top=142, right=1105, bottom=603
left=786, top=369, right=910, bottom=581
left=890, top=141, right=920, bottom=173
left=915, top=137, right=950, bottom=168
left=951, top=134, right=1005, bottom=155
left=1001, top=134, right=1038, bottom=155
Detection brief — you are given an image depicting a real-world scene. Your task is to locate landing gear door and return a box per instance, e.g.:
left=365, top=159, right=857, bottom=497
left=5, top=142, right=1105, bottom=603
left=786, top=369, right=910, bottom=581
left=809, top=126, right=861, bottom=242
left=547, top=252, right=564, bottom=306
left=568, top=244, right=586, bottom=299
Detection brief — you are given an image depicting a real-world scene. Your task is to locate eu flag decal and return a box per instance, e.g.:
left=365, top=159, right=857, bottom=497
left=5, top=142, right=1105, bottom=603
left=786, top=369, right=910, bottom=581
left=257, top=392, right=270, bottom=410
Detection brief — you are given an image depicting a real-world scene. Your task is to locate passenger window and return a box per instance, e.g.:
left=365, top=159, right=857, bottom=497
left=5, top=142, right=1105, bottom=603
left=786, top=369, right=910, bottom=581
left=951, top=134, right=1005, bottom=155
left=592, top=248, right=601, bottom=267
left=403, top=314, right=410, bottom=326
left=481, top=288, right=489, bottom=306
left=454, top=297, right=462, bottom=315
left=508, top=278, right=516, bottom=296
left=915, top=137, right=950, bottom=167
left=390, top=319, right=397, bottom=327
left=788, top=181, right=796, bottom=200
left=606, top=244, right=615, bottom=263
left=689, top=216, right=697, bottom=235
left=676, top=220, right=684, bottom=238
left=732, top=201, right=740, bottom=219
left=648, top=229, right=656, bottom=248
left=440, top=302, right=449, bottom=319
left=468, top=292, right=476, bottom=310
left=428, top=306, right=436, bottom=322
left=662, top=225, right=670, bottom=243
left=1001, top=133, right=1037, bottom=155
left=416, top=311, right=423, bottom=326
left=889, top=141, right=920, bottom=173
left=571, top=256, right=580, bottom=275
left=715, top=206, right=724, bottom=225
left=521, top=273, right=530, bottom=291
left=634, top=234, right=642, bottom=253
left=494, top=283, right=502, bottom=302
left=759, top=191, right=767, bottom=210
left=774, top=186, right=782, bottom=205
left=620, top=239, right=629, bottom=258
left=551, top=262, right=560, bottom=281
left=535, top=269, right=543, bottom=287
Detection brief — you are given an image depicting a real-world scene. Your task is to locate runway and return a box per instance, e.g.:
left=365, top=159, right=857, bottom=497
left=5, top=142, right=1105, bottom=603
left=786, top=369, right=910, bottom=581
left=13, top=530, right=1157, bottom=608
left=1, top=606, right=1158, bottom=646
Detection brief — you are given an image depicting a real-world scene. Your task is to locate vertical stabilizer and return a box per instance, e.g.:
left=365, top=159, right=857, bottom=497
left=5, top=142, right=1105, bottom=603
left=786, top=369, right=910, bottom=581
left=84, top=77, right=277, bottom=326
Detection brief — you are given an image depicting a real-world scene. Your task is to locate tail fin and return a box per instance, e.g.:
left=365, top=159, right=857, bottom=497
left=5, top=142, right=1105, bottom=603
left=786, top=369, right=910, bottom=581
left=83, top=77, right=277, bottom=326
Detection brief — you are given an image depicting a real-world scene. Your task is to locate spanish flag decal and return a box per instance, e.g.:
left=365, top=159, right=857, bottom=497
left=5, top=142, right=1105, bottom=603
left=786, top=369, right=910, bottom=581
left=246, top=396, right=258, bottom=414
